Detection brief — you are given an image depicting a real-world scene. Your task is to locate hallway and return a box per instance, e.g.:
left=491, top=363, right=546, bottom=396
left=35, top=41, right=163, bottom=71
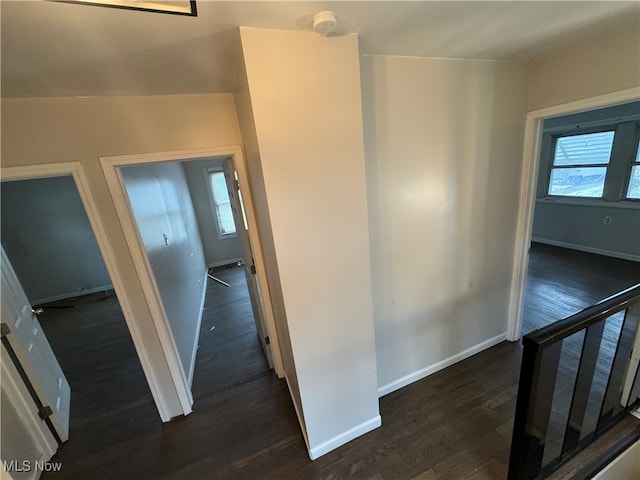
left=36, top=249, right=640, bottom=478
left=39, top=266, right=301, bottom=479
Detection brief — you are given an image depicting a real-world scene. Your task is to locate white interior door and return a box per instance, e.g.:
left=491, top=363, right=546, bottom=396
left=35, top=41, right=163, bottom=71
left=1, top=245, right=71, bottom=442
left=223, top=159, right=274, bottom=368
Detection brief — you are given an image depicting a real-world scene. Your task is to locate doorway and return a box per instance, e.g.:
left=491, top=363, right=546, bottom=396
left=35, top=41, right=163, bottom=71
left=100, top=146, right=284, bottom=410
left=521, top=101, right=640, bottom=334
left=0, top=174, right=157, bottom=453
left=508, top=88, right=640, bottom=341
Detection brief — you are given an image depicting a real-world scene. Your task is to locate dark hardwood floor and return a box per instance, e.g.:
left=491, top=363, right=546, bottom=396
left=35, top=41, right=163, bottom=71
left=35, top=247, right=639, bottom=479
left=523, top=242, right=640, bottom=334
left=39, top=266, right=302, bottom=479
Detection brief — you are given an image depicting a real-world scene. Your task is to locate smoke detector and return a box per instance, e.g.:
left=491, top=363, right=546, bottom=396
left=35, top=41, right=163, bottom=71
left=313, top=11, right=338, bottom=35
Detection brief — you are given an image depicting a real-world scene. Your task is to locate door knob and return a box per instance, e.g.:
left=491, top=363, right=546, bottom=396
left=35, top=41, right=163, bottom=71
left=31, top=307, right=44, bottom=316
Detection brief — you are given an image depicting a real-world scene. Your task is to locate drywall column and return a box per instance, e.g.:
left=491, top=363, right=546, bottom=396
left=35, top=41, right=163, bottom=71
left=234, top=36, right=304, bottom=425
left=239, top=27, right=380, bottom=459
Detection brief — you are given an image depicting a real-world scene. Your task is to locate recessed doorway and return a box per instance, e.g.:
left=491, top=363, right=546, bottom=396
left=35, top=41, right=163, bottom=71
left=0, top=174, right=157, bottom=458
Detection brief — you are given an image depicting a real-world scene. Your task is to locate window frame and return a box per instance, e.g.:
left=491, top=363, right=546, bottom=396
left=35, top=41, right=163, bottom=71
left=204, top=167, right=237, bottom=239
left=623, top=129, right=640, bottom=201
left=546, top=127, right=615, bottom=200
left=538, top=117, right=640, bottom=208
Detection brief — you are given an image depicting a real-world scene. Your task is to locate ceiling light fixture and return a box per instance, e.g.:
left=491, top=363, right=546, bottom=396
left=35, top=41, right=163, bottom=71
left=313, top=11, right=338, bottom=35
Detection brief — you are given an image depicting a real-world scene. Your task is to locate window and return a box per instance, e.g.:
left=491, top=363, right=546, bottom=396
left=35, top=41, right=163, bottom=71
left=539, top=101, right=640, bottom=205
left=626, top=138, right=640, bottom=200
left=548, top=131, right=614, bottom=198
left=208, top=171, right=236, bottom=236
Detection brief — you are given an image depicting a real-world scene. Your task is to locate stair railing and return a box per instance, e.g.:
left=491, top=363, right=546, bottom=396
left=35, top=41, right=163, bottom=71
left=508, top=284, right=640, bottom=480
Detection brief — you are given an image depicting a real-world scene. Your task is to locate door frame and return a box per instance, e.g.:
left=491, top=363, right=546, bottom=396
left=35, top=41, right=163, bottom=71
left=507, top=87, right=640, bottom=341
left=0, top=162, right=173, bottom=421
left=100, top=146, right=285, bottom=390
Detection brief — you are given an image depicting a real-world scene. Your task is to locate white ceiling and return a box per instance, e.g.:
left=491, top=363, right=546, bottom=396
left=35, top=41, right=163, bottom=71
left=1, top=1, right=638, bottom=98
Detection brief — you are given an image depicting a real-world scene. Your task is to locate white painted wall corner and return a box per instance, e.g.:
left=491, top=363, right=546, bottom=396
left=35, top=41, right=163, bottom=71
left=377, top=333, right=507, bottom=397
left=308, top=415, right=382, bottom=460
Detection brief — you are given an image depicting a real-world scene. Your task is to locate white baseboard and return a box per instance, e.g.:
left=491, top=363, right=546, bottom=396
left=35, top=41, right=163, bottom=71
left=187, top=270, right=208, bottom=387
left=532, top=238, right=640, bottom=262
left=207, top=258, right=243, bottom=269
left=377, top=333, right=507, bottom=397
left=592, top=439, right=640, bottom=479
left=285, top=374, right=310, bottom=451
left=308, top=415, right=382, bottom=460
left=32, top=284, right=114, bottom=305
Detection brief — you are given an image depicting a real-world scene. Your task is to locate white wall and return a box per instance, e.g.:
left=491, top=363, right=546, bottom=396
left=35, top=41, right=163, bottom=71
left=1, top=93, right=242, bottom=418
left=121, top=162, right=207, bottom=382
left=527, top=12, right=640, bottom=111
left=233, top=40, right=305, bottom=432
left=1, top=176, right=112, bottom=304
left=240, top=27, right=380, bottom=458
left=532, top=203, right=640, bottom=260
left=182, top=158, right=244, bottom=267
left=361, top=55, right=528, bottom=394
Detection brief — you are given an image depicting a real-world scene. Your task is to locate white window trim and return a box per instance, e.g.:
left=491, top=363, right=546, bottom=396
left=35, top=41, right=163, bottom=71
left=540, top=120, right=640, bottom=205
left=624, top=135, right=640, bottom=200
left=536, top=197, right=639, bottom=210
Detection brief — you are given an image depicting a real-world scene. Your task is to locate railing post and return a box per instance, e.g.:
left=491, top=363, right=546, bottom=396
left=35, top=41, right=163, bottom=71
left=509, top=337, right=560, bottom=480
left=508, top=337, right=535, bottom=479
left=562, top=322, right=605, bottom=455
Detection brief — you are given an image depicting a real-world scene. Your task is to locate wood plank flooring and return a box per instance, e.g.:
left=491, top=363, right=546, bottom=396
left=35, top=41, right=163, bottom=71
left=523, top=242, right=640, bottom=334
left=33, top=246, right=639, bottom=479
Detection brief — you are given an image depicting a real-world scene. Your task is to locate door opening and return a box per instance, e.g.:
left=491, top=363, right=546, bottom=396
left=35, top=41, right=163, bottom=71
left=106, top=148, right=283, bottom=413
left=521, top=101, right=640, bottom=335
left=0, top=175, right=157, bottom=455
left=221, top=157, right=274, bottom=368
left=508, top=88, right=640, bottom=342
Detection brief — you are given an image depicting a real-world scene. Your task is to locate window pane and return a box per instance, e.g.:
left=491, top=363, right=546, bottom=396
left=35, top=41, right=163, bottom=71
left=210, top=172, right=236, bottom=235
left=553, top=131, right=615, bottom=166
left=548, top=167, right=607, bottom=197
left=212, top=172, right=229, bottom=201
left=216, top=202, right=236, bottom=234
left=627, top=165, right=640, bottom=199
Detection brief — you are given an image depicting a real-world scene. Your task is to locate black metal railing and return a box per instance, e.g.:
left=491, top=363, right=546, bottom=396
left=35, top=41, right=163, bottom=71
left=508, top=284, right=640, bottom=480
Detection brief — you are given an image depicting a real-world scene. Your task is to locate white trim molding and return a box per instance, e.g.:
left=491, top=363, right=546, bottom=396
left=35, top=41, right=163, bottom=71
left=531, top=238, right=640, bottom=263
left=0, top=162, right=172, bottom=421
left=308, top=415, right=382, bottom=460
left=188, top=268, right=210, bottom=387
left=377, top=333, right=507, bottom=397
left=507, top=87, right=640, bottom=342
left=32, top=284, right=114, bottom=306
left=286, top=374, right=310, bottom=451
left=208, top=258, right=243, bottom=269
